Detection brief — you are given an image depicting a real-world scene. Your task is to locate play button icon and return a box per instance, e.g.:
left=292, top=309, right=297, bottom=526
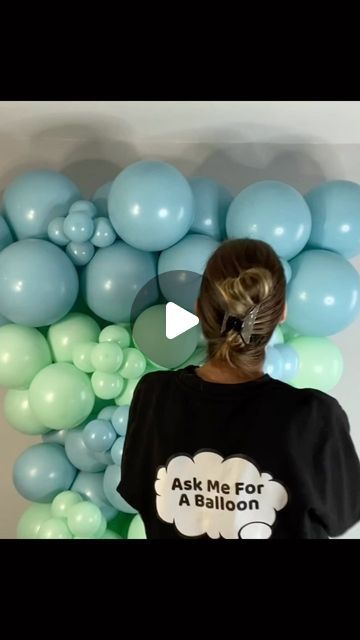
left=165, top=302, right=199, bottom=339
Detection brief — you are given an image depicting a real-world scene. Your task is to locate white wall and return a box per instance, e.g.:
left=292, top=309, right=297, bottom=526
left=0, top=101, right=359, bottom=538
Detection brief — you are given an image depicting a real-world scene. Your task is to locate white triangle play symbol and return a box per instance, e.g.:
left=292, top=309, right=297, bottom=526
left=166, top=302, right=199, bottom=340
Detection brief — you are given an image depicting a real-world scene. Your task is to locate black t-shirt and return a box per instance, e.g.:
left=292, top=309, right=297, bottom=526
left=118, top=365, right=360, bottom=539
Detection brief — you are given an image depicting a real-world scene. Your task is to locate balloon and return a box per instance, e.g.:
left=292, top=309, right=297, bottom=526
left=0, top=216, right=13, bottom=250
left=158, top=234, right=220, bottom=311
left=83, top=419, right=117, bottom=452
left=47, top=217, right=68, bottom=246
left=38, top=518, right=73, bottom=539
left=98, top=405, right=117, bottom=421
left=72, top=471, right=118, bottom=521
left=47, top=313, right=100, bottom=363
left=103, top=464, right=137, bottom=514
left=108, top=511, right=135, bottom=538
left=264, top=346, right=284, bottom=380
left=29, top=363, right=95, bottom=430
left=13, top=443, right=77, bottom=502
left=287, top=336, right=343, bottom=392
left=287, top=249, right=360, bottom=336
left=92, top=181, right=113, bottom=217
left=305, top=180, right=360, bottom=258
left=99, top=325, right=131, bottom=348
left=17, top=503, right=52, bottom=539
left=68, top=200, right=97, bottom=219
left=91, top=217, right=116, bottom=248
left=0, top=239, right=79, bottom=326
left=280, top=258, right=292, bottom=284
left=65, top=426, right=107, bottom=472
left=4, top=389, right=49, bottom=435
left=133, top=304, right=198, bottom=369
left=63, top=211, right=95, bottom=243
left=0, top=324, right=52, bottom=388
left=268, top=325, right=284, bottom=348
left=109, top=160, right=194, bottom=251
left=281, top=323, right=300, bottom=342
left=51, top=490, right=83, bottom=518
left=42, top=429, right=67, bottom=446
left=82, top=241, right=158, bottom=323
left=0, top=313, right=10, bottom=327
left=189, top=177, right=232, bottom=241
left=91, top=371, right=124, bottom=400
left=110, top=436, right=125, bottom=465
left=273, top=344, right=299, bottom=382
left=66, top=241, right=95, bottom=267
left=102, top=529, right=122, bottom=539
left=127, top=514, right=147, bottom=539
left=115, top=377, right=141, bottom=406
left=72, top=341, right=97, bottom=373
left=91, top=342, right=124, bottom=373
left=226, top=181, right=312, bottom=260
left=111, top=405, right=129, bottom=436
left=67, top=502, right=104, bottom=538
left=118, top=348, right=146, bottom=379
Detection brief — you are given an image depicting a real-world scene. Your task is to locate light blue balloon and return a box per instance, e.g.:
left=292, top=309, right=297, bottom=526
left=273, top=343, right=299, bottom=382
left=108, top=161, right=194, bottom=251
left=0, top=239, right=79, bottom=326
left=111, top=405, right=129, bottom=436
left=103, top=464, right=137, bottom=514
left=0, top=216, right=13, bottom=250
left=280, top=258, right=292, bottom=284
left=189, top=177, right=232, bottom=241
left=287, top=249, right=360, bottom=336
left=91, top=217, right=117, bottom=248
left=66, top=241, right=95, bottom=267
left=98, top=406, right=117, bottom=421
left=64, top=211, right=95, bottom=243
left=158, top=234, right=220, bottom=311
left=65, top=427, right=107, bottom=472
left=13, top=443, right=77, bottom=503
left=68, top=200, right=97, bottom=219
left=83, top=419, right=117, bottom=453
left=4, top=170, right=81, bottom=240
left=268, top=325, right=284, bottom=347
left=42, top=429, right=67, bottom=446
left=264, top=346, right=284, bottom=380
left=226, top=181, right=312, bottom=260
left=92, top=182, right=113, bottom=217
left=71, top=471, right=117, bottom=521
left=305, top=180, right=360, bottom=258
left=111, top=436, right=125, bottom=465
left=48, top=217, right=68, bottom=246
left=82, top=241, right=159, bottom=323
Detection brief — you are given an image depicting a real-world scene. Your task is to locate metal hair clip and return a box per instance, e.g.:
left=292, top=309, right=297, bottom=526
left=221, top=303, right=261, bottom=344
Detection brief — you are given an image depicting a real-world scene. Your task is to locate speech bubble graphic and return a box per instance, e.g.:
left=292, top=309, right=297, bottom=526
left=155, top=451, right=288, bottom=539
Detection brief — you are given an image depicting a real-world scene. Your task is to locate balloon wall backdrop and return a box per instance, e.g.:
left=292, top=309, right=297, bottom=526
left=1, top=164, right=360, bottom=539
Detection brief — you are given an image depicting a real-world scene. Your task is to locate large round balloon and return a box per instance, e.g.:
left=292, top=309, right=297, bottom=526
left=108, top=161, right=194, bottom=251
left=17, top=503, right=52, bottom=539
left=287, top=336, right=343, bottom=392
left=103, top=464, right=137, bottom=514
left=127, top=514, right=147, bottom=539
left=0, top=216, right=13, bottom=250
left=82, top=241, right=158, bottom=323
left=4, top=170, right=81, bottom=240
left=4, top=389, right=49, bottom=435
left=0, top=239, right=79, bottom=326
left=47, top=313, right=100, bottom=362
left=0, top=324, right=52, bottom=389
left=189, top=177, right=232, bottom=241
left=287, top=249, right=360, bottom=336
left=29, top=363, right=95, bottom=430
left=13, top=443, right=77, bottom=502
left=158, top=234, right=220, bottom=311
left=305, top=180, right=360, bottom=258
left=92, top=181, right=113, bottom=217
left=72, top=471, right=118, bottom=521
left=226, top=181, right=312, bottom=260
left=273, top=343, right=299, bottom=382
left=65, top=426, right=107, bottom=472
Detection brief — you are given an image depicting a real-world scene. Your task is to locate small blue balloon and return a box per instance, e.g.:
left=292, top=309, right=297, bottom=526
left=103, top=464, right=137, bottom=514
left=65, top=427, right=107, bottom=472
left=13, top=443, right=76, bottom=503
left=264, top=346, right=284, bottom=380
left=273, top=343, right=299, bottom=382
left=42, top=429, right=67, bottom=446
left=280, top=258, right=292, bottom=284
left=48, top=217, right=68, bottom=246
left=0, top=216, right=13, bottom=250
left=91, top=217, right=117, bottom=248
left=64, top=211, right=95, bottom=243
left=92, top=182, right=113, bottom=217
left=72, top=470, right=117, bottom=521
left=83, top=419, right=117, bottom=453
left=98, top=406, right=117, bottom=421
left=66, top=241, right=95, bottom=267
left=111, top=405, right=129, bottom=436
left=189, top=177, right=232, bottom=241
left=68, top=200, right=98, bottom=219
left=110, top=436, right=125, bottom=465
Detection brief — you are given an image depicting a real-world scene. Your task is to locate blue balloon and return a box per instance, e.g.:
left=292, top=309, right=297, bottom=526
left=83, top=419, right=117, bottom=453
left=0, top=216, right=13, bottom=250
left=108, top=161, right=194, bottom=251
left=280, top=258, right=292, bottom=284
left=287, top=249, right=360, bottom=336
left=42, top=429, right=67, bottom=446
left=305, top=180, right=360, bottom=258
left=72, top=471, right=117, bottom=521
left=13, top=443, right=76, bottom=503
left=268, top=325, right=284, bottom=347
left=110, top=436, right=125, bottom=465
left=189, top=177, right=232, bottom=241
left=65, top=427, right=107, bottom=472
left=64, top=211, right=95, bottom=243
left=4, top=170, right=81, bottom=240
left=158, top=234, right=219, bottom=311
left=111, top=405, right=129, bottom=436
left=92, top=182, right=113, bottom=217
left=82, top=241, right=158, bottom=323
left=48, top=217, right=68, bottom=246
left=66, top=241, right=95, bottom=267
left=273, top=344, right=299, bottom=382
left=103, top=464, right=137, bottom=514
left=91, top=217, right=116, bottom=248
left=264, top=346, right=284, bottom=380
left=226, top=181, right=312, bottom=260
left=98, top=406, right=117, bottom=421
left=68, top=200, right=97, bottom=219
left=0, top=239, right=79, bottom=326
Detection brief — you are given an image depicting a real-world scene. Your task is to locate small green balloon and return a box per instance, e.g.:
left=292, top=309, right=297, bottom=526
left=4, top=388, right=50, bottom=435
left=51, top=490, right=83, bottom=518
left=118, top=347, right=146, bottom=379
left=72, top=341, right=97, bottom=372
left=99, top=325, right=131, bottom=349
left=108, top=511, right=134, bottom=538
left=127, top=514, right=147, bottom=539
left=281, top=323, right=301, bottom=342
left=115, top=377, right=141, bottom=406
left=102, top=529, right=122, bottom=539
left=29, top=363, right=95, bottom=430
left=91, top=342, right=124, bottom=373
left=67, top=502, right=103, bottom=537
left=38, top=518, right=73, bottom=539
left=0, top=324, right=52, bottom=389
left=287, top=336, right=343, bottom=392
left=91, top=371, right=124, bottom=400
left=94, top=514, right=107, bottom=538
left=17, top=503, right=52, bottom=539
left=47, top=313, right=100, bottom=363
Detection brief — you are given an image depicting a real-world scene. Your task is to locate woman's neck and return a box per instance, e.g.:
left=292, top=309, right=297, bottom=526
left=195, top=359, right=265, bottom=384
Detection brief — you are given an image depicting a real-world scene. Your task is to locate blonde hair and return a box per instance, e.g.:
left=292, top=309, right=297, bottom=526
left=197, top=238, right=286, bottom=376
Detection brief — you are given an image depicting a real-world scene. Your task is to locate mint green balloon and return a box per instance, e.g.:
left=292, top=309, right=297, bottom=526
left=38, top=517, right=73, bottom=539
left=102, top=529, right=122, bottom=539
left=91, top=342, right=124, bottom=373
left=29, top=363, right=95, bottom=430
left=99, top=325, right=131, bottom=348
left=108, top=511, right=134, bottom=538
left=287, top=336, right=343, bottom=392
left=47, top=313, right=100, bottom=362
left=0, top=324, right=52, bottom=389
left=91, top=371, right=124, bottom=400
left=4, top=388, right=49, bottom=435
left=94, top=514, right=107, bottom=538
left=67, top=502, right=103, bottom=537
left=281, top=323, right=301, bottom=342
left=127, top=514, right=147, bottom=539
left=115, top=377, right=141, bottom=406
left=51, top=490, right=83, bottom=518
left=17, top=503, right=52, bottom=539
left=72, top=341, right=97, bottom=373
left=118, top=347, right=146, bottom=379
